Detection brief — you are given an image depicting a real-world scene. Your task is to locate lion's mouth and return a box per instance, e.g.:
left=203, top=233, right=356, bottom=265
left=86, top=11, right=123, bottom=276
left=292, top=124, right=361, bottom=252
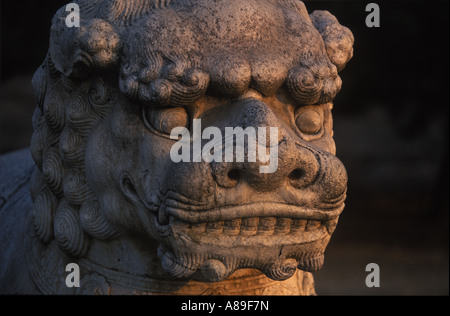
left=177, top=217, right=329, bottom=236
left=163, top=200, right=343, bottom=221
left=156, top=200, right=341, bottom=235
left=155, top=195, right=343, bottom=230
left=142, top=191, right=345, bottom=282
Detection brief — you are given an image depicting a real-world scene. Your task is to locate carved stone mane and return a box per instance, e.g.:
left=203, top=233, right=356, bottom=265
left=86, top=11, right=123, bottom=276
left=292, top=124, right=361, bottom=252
left=0, top=0, right=353, bottom=295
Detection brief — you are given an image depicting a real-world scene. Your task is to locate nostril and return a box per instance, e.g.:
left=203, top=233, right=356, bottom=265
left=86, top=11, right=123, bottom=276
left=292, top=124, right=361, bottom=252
left=288, top=169, right=304, bottom=181
left=288, top=168, right=309, bottom=188
left=227, top=169, right=241, bottom=182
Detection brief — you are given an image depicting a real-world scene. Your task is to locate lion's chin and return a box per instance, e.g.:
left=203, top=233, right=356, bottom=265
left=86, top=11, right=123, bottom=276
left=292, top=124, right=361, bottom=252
left=148, top=201, right=344, bottom=282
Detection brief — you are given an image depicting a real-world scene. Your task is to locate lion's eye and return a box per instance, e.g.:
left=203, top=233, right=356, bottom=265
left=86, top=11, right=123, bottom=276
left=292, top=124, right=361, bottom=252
left=143, top=107, right=188, bottom=135
left=295, top=107, right=323, bottom=136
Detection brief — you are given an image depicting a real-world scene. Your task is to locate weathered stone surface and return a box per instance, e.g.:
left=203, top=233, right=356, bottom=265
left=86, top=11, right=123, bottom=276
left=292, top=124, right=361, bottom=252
left=0, top=0, right=353, bottom=295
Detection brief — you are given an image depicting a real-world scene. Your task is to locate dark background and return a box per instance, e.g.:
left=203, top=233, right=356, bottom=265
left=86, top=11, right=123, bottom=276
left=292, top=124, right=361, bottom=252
left=0, top=0, right=448, bottom=294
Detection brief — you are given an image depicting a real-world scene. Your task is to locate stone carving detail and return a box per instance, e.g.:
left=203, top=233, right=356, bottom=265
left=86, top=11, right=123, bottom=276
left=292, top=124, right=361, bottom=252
left=1, top=0, right=353, bottom=295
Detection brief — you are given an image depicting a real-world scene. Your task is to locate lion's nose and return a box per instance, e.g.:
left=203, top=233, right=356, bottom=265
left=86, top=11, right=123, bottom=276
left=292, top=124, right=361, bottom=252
left=209, top=98, right=320, bottom=192
left=211, top=141, right=320, bottom=192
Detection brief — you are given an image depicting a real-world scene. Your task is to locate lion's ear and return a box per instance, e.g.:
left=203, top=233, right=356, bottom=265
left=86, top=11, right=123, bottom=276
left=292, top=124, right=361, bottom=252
left=310, top=10, right=354, bottom=72
left=49, top=6, right=121, bottom=79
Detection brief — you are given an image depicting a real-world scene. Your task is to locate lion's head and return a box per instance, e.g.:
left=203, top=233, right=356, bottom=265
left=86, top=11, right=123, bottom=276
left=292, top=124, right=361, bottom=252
left=30, top=0, right=353, bottom=283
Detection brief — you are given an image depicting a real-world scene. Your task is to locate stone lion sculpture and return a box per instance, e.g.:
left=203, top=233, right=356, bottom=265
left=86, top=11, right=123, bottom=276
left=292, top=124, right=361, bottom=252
left=0, top=0, right=353, bottom=295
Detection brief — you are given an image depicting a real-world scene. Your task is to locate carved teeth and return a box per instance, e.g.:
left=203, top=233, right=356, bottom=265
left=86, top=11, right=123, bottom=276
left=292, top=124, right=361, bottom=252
left=291, top=219, right=307, bottom=232
left=324, top=218, right=339, bottom=234
left=305, top=220, right=321, bottom=231
left=240, top=217, right=259, bottom=235
left=223, top=219, right=241, bottom=235
left=206, top=221, right=224, bottom=234
left=275, top=218, right=292, bottom=234
left=191, top=223, right=206, bottom=233
left=257, top=217, right=276, bottom=235
left=183, top=217, right=331, bottom=236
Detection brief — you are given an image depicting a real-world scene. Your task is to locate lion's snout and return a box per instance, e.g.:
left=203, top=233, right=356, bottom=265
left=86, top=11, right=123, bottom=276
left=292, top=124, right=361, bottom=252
left=167, top=97, right=346, bottom=207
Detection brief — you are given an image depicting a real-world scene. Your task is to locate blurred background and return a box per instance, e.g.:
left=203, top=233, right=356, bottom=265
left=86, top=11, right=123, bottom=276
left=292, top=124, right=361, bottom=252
left=0, top=0, right=448, bottom=295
